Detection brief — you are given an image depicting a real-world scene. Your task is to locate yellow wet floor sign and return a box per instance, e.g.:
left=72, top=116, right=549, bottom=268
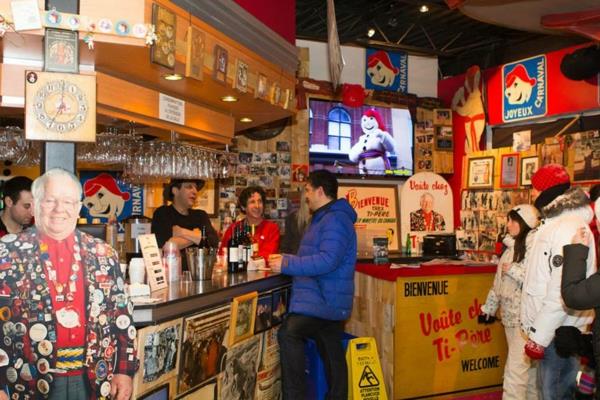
left=346, top=337, right=388, bottom=400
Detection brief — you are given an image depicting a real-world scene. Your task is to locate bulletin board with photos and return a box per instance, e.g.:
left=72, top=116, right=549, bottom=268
left=218, top=140, right=293, bottom=234
left=414, top=107, right=453, bottom=174
left=457, top=189, right=530, bottom=262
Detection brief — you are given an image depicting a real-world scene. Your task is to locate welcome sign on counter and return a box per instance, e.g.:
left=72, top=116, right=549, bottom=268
left=394, top=273, right=507, bottom=398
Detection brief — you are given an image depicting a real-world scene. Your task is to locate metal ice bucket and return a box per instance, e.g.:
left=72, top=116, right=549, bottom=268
left=185, top=247, right=217, bottom=280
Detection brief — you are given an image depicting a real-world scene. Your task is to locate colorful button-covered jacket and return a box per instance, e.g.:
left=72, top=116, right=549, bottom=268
left=0, top=228, right=138, bottom=399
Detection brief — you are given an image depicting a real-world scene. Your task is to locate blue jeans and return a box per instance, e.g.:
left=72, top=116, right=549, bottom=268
left=278, top=313, right=347, bottom=400
left=49, top=374, right=90, bottom=400
left=538, top=340, right=579, bottom=400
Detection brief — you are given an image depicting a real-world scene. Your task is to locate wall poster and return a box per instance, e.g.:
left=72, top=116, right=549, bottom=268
left=338, top=183, right=401, bottom=253
left=400, top=172, right=454, bottom=253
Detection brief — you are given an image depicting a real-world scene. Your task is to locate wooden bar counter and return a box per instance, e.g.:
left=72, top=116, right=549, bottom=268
left=346, top=260, right=506, bottom=400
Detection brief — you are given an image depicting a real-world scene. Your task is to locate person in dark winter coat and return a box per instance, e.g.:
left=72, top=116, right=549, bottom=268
left=269, top=170, right=357, bottom=400
left=561, top=197, right=600, bottom=398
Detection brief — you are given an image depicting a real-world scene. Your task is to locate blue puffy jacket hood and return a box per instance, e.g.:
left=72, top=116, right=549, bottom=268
left=282, top=198, right=357, bottom=321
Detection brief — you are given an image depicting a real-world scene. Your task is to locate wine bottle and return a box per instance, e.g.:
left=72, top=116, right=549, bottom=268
left=251, top=224, right=259, bottom=257
left=237, top=222, right=246, bottom=272
left=243, top=223, right=253, bottom=269
left=227, top=225, right=239, bottom=273
left=198, top=225, right=208, bottom=249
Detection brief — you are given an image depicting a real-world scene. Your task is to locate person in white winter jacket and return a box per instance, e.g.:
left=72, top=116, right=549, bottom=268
left=481, top=204, right=539, bottom=400
left=521, top=164, right=596, bottom=400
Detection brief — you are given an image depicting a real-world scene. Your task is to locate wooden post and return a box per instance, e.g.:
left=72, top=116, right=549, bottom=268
left=41, top=0, right=80, bottom=174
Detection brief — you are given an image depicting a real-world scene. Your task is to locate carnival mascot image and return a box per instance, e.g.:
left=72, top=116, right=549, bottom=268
left=451, top=65, right=485, bottom=153
left=349, top=109, right=396, bottom=175
left=83, top=173, right=131, bottom=219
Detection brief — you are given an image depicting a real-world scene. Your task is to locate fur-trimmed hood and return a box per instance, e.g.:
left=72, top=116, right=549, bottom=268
left=542, top=187, right=592, bottom=221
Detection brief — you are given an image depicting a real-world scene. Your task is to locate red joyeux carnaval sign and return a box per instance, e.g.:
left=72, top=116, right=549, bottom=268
left=486, top=43, right=600, bottom=125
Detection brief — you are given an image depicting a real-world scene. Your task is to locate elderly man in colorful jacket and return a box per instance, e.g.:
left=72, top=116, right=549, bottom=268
left=270, top=169, right=357, bottom=400
left=0, top=169, right=137, bottom=400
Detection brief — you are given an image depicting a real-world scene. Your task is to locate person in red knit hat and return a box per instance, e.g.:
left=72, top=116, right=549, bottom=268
left=521, top=164, right=596, bottom=399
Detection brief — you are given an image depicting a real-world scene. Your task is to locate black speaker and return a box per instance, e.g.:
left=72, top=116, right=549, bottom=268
left=560, top=45, right=600, bottom=81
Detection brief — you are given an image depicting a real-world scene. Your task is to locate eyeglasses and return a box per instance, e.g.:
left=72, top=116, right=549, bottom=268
left=40, top=198, right=81, bottom=210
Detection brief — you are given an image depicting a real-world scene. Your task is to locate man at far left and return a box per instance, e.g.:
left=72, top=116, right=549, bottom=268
left=0, top=176, right=33, bottom=237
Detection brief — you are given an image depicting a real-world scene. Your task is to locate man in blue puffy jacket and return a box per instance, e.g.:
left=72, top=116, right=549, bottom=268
left=269, top=169, right=357, bottom=400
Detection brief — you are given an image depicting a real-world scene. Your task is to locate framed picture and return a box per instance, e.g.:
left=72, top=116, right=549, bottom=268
left=433, top=108, right=452, bottom=126
left=271, top=288, right=289, bottom=326
left=192, top=179, right=218, bottom=217
left=151, top=4, right=176, bottom=69
left=229, top=292, right=258, bottom=345
left=540, top=140, right=563, bottom=166
left=270, top=83, right=281, bottom=105
left=500, top=153, right=519, bottom=188
left=185, top=26, right=205, bottom=81
left=138, top=383, right=169, bottom=400
left=44, top=28, right=78, bottom=73
left=254, top=293, right=272, bottom=334
left=213, top=45, right=228, bottom=84
left=520, top=156, right=539, bottom=186
left=219, top=335, right=261, bottom=400
left=234, top=59, right=249, bottom=93
left=467, top=156, right=494, bottom=189
left=434, top=126, right=453, bottom=151
left=256, top=73, right=268, bottom=100
left=178, top=305, right=230, bottom=396
left=133, top=318, right=182, bottom=396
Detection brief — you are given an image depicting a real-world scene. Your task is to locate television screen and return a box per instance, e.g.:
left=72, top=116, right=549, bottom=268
left=308, top=98, right=413, bottom=176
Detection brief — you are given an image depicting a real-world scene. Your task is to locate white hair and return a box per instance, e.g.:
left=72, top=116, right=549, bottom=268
left=32, top=168, right=82, bottom=215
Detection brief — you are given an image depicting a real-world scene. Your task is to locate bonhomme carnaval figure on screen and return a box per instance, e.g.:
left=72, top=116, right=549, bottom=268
left=349, top=109, right=396, bottom=175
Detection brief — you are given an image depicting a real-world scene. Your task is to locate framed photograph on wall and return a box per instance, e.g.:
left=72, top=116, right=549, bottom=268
left=213, top=45, right=228, bottom=84
left=229, top=292, right=258, bottom=345
left=151, top=4, right=176, bottom=69
left=434, top=126, right=453, bottom=151
left=254, top=293, right=272, bottom=334
left=520, top=156, right=539, bottom=186
left=256, top=73, right=268, bottom=100
left=271, top=288, right=289, bottom=326
left=500, top=153, right=519, bottom=188
left=433, top=108, right=452, bottom=126
left=44, top=28, right=78, bottom=73
left=234, top=59, right=248, bottom=93
left=185, top=26, right=205, bottom=81
left=133, top=318, right=183, bottom=396
left=178, top=305, right=230, bottom=396
left=467, top=156, right=494, bottom=189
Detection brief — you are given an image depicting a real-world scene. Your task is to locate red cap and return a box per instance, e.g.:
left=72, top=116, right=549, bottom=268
left=367, top=50, right=399, bottom=74
left=531, top=163, right=570, bottom=192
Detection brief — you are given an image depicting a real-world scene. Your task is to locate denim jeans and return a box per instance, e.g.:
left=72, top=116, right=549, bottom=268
left=49, top=373, right=90, bottom=400
left=278, top=313, right=347, bottom=400
left=538, top=339, right=579, bottom=400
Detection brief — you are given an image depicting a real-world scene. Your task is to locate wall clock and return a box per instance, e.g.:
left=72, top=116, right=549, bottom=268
left=25, top=71, right=96, bottom=142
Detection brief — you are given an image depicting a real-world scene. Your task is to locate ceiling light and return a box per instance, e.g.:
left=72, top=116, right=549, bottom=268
left=419, top=4, right=429, bottom=13
left=221, top=95, right=238, bottom=102
left=367, top=28, right=375, bottom=38
left=162, top=73, right=183, bottom=81
left=240, top=117, right=253, bottom=123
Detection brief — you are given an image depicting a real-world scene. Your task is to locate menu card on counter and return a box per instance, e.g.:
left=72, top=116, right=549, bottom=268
left=137, top=234, right=168, bottom=291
